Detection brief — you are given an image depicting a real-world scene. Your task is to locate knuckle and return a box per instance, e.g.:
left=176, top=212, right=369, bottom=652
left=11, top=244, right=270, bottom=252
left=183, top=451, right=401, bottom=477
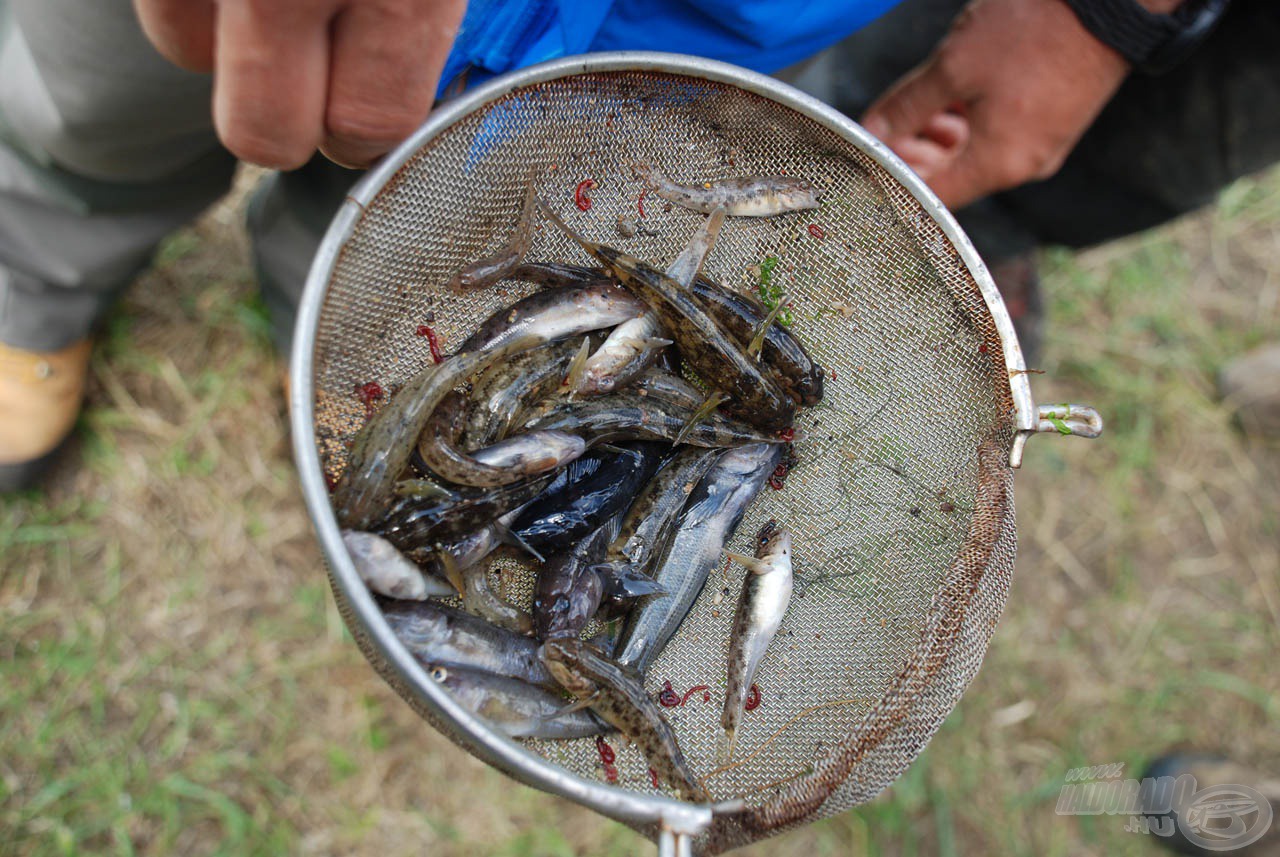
left=220, top=124, right=312, bottom=170
left=325, top=103, right=424, bottom=148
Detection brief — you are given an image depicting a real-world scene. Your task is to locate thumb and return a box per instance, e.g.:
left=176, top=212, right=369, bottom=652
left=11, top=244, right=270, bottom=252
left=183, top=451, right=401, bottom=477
left=861, top=57, right=961, bottom=143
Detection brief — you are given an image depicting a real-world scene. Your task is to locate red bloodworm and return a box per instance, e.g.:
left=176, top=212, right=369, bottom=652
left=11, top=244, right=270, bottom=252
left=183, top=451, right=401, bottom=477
left=680, top=685, right=710, bottom=706
left=703, top=690, right=711, bottom=703
left=603, top=763, right=618, bottom=784
left=658, top=680, right=680, bottom=708
left=355, top=381, right=383, bottom=416
left=744, top=684, right=762, bottom=711
left=575, top=179, right=596, bottom=211
left=649, top=768, right=660, bottom=789
left=829, top=368, right=838, bottom=380
left=415, top=325, right=444, bottom=363
left=807, top=223, right=825, bottom=240
left=778, top=427, right=796, bottom=442
left=637, top=189, right=647, bottom=219
left=595, top=736, right=616, bottom=765
left=978, top=343, right=989, bottom=354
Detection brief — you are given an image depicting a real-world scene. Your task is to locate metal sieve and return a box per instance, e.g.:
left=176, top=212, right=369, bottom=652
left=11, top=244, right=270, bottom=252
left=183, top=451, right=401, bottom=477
left=289, top=52, right=1101, bottom=855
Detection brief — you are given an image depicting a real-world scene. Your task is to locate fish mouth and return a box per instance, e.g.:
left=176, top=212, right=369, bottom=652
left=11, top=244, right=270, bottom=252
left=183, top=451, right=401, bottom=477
left=756, top=519, right=781, bottom=546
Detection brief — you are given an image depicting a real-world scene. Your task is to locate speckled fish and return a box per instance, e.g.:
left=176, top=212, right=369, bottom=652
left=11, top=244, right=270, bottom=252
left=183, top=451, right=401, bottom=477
left=462, top=338, right=581, bottom=446
left=459, top=283, right=645, bottom=353
left=416, top=389, right=585, bottom=488
left=378, top=469, right=557, bottom=548
left=533, top=527, right=609, bottom=642
left=427, top=663, right=607, bottom=740
left=538, top=201, right=797, bottom=431
left=541, top=638, right=709, bottom=801
left=380, top=599, right=556, bottom=689
left=633, top=161, right=822, bottom=217
left=720, top=520, right=793, bottom=762
left=615, top=442, right=783, bottom=672
left=511, top=443, right=667, bottom=554
left=688, top=276, right=824, bottom=407
left=334, top=336, right=540, bottom=530
left=571, top=208, right=726, bottom=397
left=603, top=447, right=725, bottom=580
left=446, top=180, right=539, bottom=291
left=524, top=392, right=781, bottom=449
left=342, top=529, right=456, bottom=600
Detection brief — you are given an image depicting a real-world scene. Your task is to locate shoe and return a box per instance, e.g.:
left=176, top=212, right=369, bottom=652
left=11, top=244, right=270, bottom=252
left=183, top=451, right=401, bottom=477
left=1140, top=752, right=1280, bottom=855
left=1218, top=343, right=1280, bottom=437
left=986, top=253, right=1045, bottom=366
left=0, top=338, right=92, bottom=492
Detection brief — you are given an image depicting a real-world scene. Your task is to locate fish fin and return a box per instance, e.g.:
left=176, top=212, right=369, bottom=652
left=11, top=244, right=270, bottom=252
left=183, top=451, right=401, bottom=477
left=665, top=206, right=726, bottom=286
left=723, top=549, right=771, bottom=575
left=747, top=300, right=787, bottom=361
left=495, top=521, right=545, bottom=563
left=593, top=443, right=633, bottom=458
left=643, top=337, right=674, bottom=350
left=551, top=692, right=601, bottom=717
left=673, top=392, right=728, bottom=447
left=393, top=478, right=457, bottom=501
left=590, top=562, right=668, bottom=600
left=562, top=336, right=592, bottom=396
left=437, top=549, right=468, bottom=593
left=537, top=199, right=601, bottom=259
left=717, top=728, right=738, bottom=765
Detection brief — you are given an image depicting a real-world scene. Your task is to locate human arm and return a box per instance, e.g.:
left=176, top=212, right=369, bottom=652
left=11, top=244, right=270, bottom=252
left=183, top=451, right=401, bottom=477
left=134, top=0, right=467, bottom=170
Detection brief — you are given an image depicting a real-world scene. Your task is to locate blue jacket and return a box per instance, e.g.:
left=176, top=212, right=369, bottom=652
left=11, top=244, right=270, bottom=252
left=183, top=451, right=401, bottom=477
left=438, top=0, right=901, bottom=95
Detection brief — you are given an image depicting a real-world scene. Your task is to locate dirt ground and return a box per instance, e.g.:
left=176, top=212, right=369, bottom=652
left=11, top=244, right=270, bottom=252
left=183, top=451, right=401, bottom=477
left=2, top=165, right=1277, bottom=857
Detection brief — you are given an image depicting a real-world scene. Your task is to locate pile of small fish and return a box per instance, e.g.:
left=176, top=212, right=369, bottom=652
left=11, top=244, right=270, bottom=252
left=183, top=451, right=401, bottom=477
left=332, top=165, right=823, bottom=801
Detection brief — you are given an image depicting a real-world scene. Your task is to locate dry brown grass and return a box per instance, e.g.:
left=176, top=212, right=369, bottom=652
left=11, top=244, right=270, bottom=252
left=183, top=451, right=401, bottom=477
left=2, top=166, right=1277, bottom=856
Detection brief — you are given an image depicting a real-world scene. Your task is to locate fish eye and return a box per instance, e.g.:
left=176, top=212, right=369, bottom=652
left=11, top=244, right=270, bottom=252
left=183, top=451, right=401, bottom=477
left=430, top=666, right=448, bottom=683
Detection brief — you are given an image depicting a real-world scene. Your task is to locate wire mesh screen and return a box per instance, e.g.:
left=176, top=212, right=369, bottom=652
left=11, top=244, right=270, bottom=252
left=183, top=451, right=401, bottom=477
left=307, top=67, right=1018, bottom=852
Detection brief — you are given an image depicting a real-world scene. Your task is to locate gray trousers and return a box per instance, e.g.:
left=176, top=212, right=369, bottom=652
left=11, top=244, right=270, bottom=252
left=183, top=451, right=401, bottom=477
left=0, top=0, right=358, bottom=353
left=2, top=0, right=1277, bottom=354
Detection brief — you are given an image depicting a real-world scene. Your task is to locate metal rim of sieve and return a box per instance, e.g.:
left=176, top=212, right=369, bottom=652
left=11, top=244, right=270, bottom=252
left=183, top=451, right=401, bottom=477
left=289, top=51, right=1100, bottom=855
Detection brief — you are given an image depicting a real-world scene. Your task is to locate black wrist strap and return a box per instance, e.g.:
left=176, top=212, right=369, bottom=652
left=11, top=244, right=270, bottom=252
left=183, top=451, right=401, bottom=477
left=1061, top=0, right=1231, bottom=75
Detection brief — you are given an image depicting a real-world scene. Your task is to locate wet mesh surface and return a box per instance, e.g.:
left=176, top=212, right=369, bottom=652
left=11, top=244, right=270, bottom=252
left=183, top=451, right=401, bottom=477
left=309, top=70, right=1017, bottom=852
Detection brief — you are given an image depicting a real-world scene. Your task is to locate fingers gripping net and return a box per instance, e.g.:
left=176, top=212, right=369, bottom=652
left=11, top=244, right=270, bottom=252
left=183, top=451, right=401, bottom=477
left=306, top=65, right=1018, bottom=852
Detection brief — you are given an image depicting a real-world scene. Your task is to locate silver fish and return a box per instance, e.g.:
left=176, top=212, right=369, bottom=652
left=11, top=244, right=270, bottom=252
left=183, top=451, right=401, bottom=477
left=615, top=442, right=783, bottom=672
left=720, top=520, right=793, bottom=762
left=342, top=529, right=455, bottom=600
left=381, top=599, right=556, bottom=689
left=460, top=283, right=645, bottom=353
left=634, top=162, right=823, bottom=216
left=427, top=663, right=606, bottom=740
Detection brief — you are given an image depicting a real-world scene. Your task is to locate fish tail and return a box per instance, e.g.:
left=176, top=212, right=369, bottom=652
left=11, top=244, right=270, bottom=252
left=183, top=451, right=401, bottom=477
left=717, top=727, right=738, bottom=765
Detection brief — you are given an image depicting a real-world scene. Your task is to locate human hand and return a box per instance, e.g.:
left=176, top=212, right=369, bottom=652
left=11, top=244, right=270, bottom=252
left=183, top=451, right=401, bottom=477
left=134, top=0, right=466, bottom=170
left=860, top=0, right=1131, bottom=210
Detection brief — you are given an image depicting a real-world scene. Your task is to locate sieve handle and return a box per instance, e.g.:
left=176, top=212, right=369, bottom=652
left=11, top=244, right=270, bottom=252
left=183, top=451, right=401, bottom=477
left=657, top=830, right=693, bottom=857
left=1034, top=403, right=1103, bottom=438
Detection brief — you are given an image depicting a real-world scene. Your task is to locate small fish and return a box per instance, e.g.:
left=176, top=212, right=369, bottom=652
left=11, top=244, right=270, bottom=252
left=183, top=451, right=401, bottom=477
left=427, top=663, right=607, bottom=740
left=462, top=338, right=581, bottom=447
left=538, top=201, right=797, bottom=431
left=378, top=469, right=557, bottom=548
left=603, top=447, right=725, bottom=579
left=616, top=443, right=783, bottom=672
left=460, top=283, right=645, bottom=353
left=541, top=638, right=710, bottom=801
left=511, top=443, right=667, bottom=554
left=342, top=529, right=455, bottom=600
left=524, top=393, right=783, bottom=449
left=634, top=162, right=822, bottom=217
left=380, top=599, right=556, bottom=688
left=533, top=528, right=608, bottom=642
left=447, top=180, right=539, bottom=291
left=688, top=276, right=824, bottom=407
left=571, top=208, right=726, bottom=397
left=334, top=337, right=541, bottom=531
left=720, top=521, right=793, bottom=762
left=416, top=389, right=585, bottom=487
